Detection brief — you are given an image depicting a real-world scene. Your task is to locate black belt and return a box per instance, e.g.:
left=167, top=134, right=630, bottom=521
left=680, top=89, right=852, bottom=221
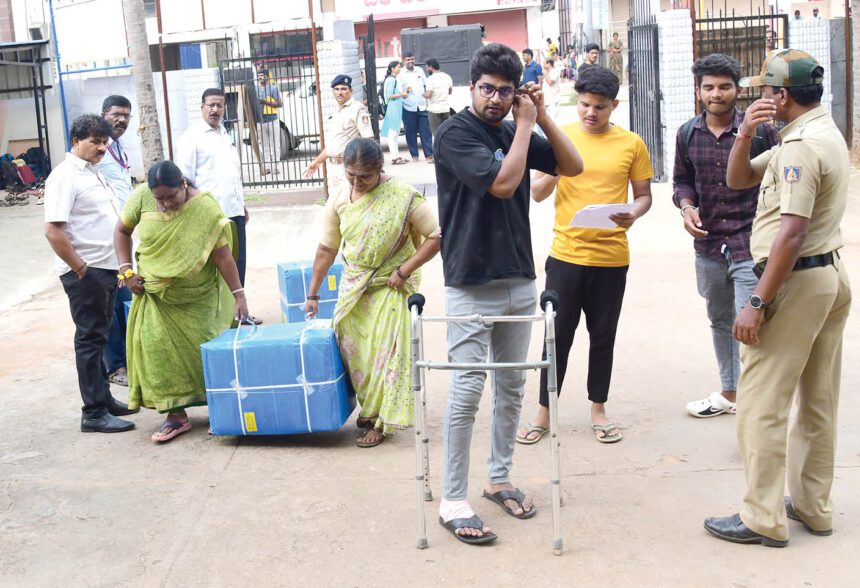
left=753, top=251, right=835, bottom=278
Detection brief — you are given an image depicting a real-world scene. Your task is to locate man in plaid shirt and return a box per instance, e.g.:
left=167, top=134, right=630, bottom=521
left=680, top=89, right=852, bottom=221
left=673, top=54, right=779, bottom=418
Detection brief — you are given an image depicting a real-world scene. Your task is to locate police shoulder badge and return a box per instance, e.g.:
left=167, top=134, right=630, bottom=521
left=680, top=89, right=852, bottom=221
left=494, top=149, right=505, bottom=162
left=783, top=166, right=802, bottom=183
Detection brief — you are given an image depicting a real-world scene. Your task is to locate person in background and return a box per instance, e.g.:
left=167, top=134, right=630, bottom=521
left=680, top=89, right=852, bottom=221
left=546, top=37, right=558, bottom=57
left=521, top=48, right=542, bottom=86
left=305, top=138, right=440, bottom=448
left=673, top=54, right=779, bottom=419
left=425, top=58, right=454, bottom=135
left=434, top=42, right=583, bottom=544
left=518, top=66, right=653, bottom=446
left=811, top=7, right=821, bottom=19
left=380, top=60, right=409, bottom=165
left=44, top=114, right=138, bottom=433
left=98, top=95, right=134, bottom=388
left=256, top=67, right=283, bottom=176
left=115, top=161, right=248, bottom=443
left=793, top=9, right=801, bottom=20
left=176, top=88, right=261, bottom=325
left=397, top=53, right=434, bottom=163
left=542, top=58, right=561, bottom=119
left=704, top=49, right=851, bottom=548
left=304, top=74, right=375, bottom=186
left=608, top=33, right=624, bottom=83
left=579, top=43, right=600, bottom=74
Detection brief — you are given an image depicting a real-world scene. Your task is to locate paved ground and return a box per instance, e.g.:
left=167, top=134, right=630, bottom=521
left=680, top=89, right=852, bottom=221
left=2, top=95, right=859, bottom=586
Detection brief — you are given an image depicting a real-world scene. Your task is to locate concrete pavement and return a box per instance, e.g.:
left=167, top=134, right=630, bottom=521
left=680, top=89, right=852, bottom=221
left=1, top=95, right=859, bottom=586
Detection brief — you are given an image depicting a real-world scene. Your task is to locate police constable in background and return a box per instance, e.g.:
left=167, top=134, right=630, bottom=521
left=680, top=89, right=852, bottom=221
left=304, top=74, right=374, bottom=190
left=704, top=49, right=851, bottom=547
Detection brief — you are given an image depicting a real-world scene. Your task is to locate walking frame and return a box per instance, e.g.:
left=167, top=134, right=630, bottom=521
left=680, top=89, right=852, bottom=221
left=408, top=289, right=564, bottom=555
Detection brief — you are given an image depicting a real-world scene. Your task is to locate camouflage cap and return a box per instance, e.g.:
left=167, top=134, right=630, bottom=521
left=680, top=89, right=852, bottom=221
left=739, top=49, right=824, bottom=88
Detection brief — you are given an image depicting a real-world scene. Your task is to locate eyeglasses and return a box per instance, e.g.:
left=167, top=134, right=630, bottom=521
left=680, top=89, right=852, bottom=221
left=477, top=83, right=516, bottom=100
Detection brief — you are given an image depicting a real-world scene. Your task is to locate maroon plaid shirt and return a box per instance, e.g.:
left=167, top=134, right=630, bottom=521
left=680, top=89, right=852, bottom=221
left=672, top=110, right=780, bottom=261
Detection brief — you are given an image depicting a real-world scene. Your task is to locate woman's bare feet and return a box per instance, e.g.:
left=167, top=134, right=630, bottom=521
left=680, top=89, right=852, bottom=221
left=355, top=428, right=385, bottom=448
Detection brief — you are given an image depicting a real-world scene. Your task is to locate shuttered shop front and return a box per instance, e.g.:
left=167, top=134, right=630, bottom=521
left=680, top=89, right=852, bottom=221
left=354, top=17, right=427, bottom=59
left=447, top=9, right=528, bottom=51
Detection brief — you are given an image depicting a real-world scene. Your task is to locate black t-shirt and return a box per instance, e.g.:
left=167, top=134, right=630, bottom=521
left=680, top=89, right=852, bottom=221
left=434, top=109, right=558, bottom=287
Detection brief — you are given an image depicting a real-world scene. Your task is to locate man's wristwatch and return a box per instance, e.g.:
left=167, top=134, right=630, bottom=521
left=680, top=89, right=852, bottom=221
left=749, top=294, right=771, bottom=310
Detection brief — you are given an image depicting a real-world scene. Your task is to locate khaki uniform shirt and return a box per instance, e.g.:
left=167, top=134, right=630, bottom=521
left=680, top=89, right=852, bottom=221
left=326, top=98, right=374, bottom=157
left=749, top=105, right=849, bottom=264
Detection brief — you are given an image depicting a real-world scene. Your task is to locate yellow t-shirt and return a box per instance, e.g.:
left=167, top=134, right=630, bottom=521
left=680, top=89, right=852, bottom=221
left=550, top=123, right=653, bottom=267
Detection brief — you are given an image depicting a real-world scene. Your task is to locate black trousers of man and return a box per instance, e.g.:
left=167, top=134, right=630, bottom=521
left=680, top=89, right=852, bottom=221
left=60, top=267, right=118, bottom=419
left=230, top=215, right=246, bottom=285
left=539, top=256, right=628, bottom=406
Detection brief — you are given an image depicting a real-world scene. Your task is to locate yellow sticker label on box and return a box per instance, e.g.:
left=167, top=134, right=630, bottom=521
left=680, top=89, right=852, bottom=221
left=327, top=275, right=337, bottom=291
left=243, top=412, right=258, bottom=432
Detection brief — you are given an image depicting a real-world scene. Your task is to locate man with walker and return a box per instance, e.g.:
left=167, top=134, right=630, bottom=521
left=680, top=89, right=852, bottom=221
left=431, top=43, right=583, bottom=545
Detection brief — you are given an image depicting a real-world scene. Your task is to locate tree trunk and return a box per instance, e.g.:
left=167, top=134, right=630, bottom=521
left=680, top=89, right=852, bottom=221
left=121, top=0, right=164, bottom=169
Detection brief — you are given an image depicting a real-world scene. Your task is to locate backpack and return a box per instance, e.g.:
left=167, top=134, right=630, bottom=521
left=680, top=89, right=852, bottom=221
left=678, top=114, right=773, bottom=173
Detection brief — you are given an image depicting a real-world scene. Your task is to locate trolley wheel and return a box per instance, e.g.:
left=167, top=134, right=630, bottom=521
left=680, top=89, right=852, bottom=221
left=540, top=289, right=560, bottom=311
left=408, top=293, right=426, bottom=315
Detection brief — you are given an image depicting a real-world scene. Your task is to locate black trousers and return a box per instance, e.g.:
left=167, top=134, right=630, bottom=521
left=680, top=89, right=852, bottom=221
left=539, top=257, right=628, bottom=406
left=60, top=267, right=118, bottom=419
left=229, top=215, right=247, bottom=285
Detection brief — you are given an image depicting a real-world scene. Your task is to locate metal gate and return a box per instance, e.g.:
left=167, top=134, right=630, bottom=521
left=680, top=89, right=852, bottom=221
left=628, top=1, right=664, bottom=181
left=694, top=0, right=789, bottom=110
left=359, top=15, right=380, bottom=140
left=219, top=27, right=323, bottom=189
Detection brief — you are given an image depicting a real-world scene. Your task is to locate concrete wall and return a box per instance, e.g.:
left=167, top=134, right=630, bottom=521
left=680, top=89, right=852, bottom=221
left=658, top=9, right=696, bottom=181
left=829, top=18, right=847, bottom=141
left=789, top=17, right=832, bottom=111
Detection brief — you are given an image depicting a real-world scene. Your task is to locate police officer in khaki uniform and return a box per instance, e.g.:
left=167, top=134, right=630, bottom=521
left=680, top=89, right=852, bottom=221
left=304, top=74, right=374, bottom=189
left=704, top=49, right=851, bottom=547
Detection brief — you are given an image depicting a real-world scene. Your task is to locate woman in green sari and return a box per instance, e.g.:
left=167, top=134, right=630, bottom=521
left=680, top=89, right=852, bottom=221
left=305, top=138, right=440, bottom=447
left=114, top=161, right=249, bottom=443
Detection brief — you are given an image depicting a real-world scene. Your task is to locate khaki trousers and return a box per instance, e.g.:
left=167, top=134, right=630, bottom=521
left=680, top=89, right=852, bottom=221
left=737, top=259, right=851, bottom=540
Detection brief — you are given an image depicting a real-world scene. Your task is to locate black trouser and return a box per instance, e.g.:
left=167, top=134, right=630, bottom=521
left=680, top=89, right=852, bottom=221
left=60, top=267, right=118, bottom=419
left=230, top=215, right=246, bottom=285
left=539, top=257, right=628, bottom=406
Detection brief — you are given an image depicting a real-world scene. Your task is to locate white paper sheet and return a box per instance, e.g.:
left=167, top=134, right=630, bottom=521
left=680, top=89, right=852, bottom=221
left=569, top=203, right=637, bottom=229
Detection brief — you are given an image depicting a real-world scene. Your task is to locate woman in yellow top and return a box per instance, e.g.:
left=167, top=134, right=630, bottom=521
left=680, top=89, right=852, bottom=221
left=305, top=138, right=440, bottom=447
left=517, top=66, right=653, bottom=445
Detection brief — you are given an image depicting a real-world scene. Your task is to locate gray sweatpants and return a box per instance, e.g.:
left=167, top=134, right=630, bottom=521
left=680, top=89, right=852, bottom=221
left=442, top=278, right=536, bottom=501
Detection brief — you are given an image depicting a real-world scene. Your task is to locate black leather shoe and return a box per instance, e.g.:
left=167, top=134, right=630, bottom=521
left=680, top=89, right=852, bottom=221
left=703, top=513, right=788, bottom=547
left=785, top=497, right=833, bottom=536
left=81, top=413, right=136, bottom=433
left=108, top=398, right=140, bottom=417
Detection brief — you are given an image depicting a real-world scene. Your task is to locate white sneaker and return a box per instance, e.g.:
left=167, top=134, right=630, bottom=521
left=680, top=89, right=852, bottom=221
left=686, top=392, right=737, bottom=418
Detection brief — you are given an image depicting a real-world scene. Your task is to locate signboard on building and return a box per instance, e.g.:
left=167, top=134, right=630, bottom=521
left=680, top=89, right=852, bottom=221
left=337, top=0, right=540, bottom=20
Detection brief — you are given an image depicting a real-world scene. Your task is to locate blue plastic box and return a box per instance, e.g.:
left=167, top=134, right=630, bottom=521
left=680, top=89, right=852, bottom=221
left=201, top=321, right=355, bottom=436
left=277, top=259, right=344, bottom=323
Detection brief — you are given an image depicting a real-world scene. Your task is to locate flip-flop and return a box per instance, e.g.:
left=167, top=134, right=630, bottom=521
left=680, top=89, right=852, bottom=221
left=516, top=423, right=549, bottom=445
left=355, top=430, right=386, bottom=448
left=391, top=158, right=408, bottom=165
left=482, top=488, right=537, bottom=519
left=151, top=419, right=192, bottom=443
left=592, top=423, right=623, bottom=444
left=438, top=516, right=497, bottom=545
left=109, top=369, right=129, bottom=387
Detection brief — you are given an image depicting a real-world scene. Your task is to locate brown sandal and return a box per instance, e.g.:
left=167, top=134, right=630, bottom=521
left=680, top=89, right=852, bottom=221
left=355, top=429, right=386, bottom=448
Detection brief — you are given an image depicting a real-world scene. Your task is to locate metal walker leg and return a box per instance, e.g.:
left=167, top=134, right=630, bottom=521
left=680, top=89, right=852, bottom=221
left=407, top=290, right=563, bottom=554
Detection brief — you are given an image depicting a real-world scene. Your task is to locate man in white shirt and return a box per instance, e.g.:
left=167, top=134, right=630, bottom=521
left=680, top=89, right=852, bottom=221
left=176, top=88, right=261, bottom=324
left=98, top=95, right=134, bottom=387
left=425, top=58, right=454, bottom=135
left=397, top=53, right=434, bottom=162
left=542, top=58, right=561, bottom=118
left=44, top=114, right=138, bottom=433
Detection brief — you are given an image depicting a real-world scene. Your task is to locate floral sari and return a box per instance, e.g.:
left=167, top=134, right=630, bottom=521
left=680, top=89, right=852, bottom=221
left=122, top=187, right=235, bottom=413
left=333, top=178, right=424, bottom=434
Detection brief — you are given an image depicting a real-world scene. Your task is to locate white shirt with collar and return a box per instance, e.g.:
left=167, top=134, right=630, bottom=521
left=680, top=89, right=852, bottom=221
left=98, top=137, right=133, bottom=210
left=176, top=119, right=244, bottom=218
left=44, top=152, right=120, bottom=274
left=397, top=66, right=428, bottom=112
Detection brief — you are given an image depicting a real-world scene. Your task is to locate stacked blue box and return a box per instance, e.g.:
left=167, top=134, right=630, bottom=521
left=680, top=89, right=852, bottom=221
left=277, top=258, right=344, bottom=323
left=201, top=321, right=355, bottom=436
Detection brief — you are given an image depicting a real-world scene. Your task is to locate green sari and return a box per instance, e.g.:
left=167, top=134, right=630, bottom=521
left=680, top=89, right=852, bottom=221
left=332, top=178, right=423, bottom=435
left=122, top=187, right=235, bottom=413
